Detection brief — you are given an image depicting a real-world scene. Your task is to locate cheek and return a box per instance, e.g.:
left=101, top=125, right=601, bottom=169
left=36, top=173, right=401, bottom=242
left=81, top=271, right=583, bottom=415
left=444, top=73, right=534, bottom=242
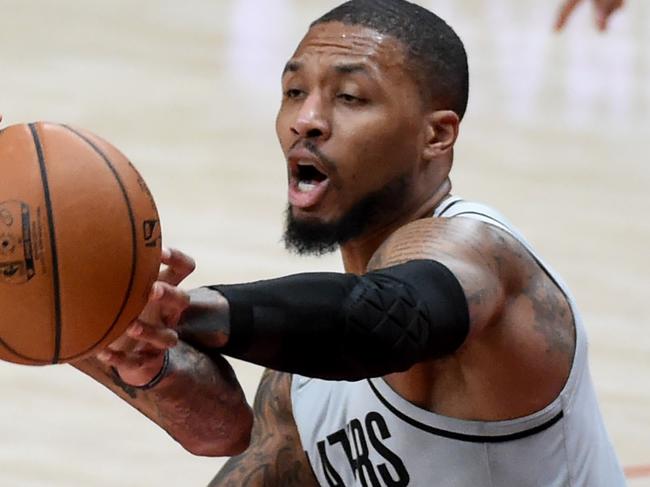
left=334, top=112, right=420, bottom=183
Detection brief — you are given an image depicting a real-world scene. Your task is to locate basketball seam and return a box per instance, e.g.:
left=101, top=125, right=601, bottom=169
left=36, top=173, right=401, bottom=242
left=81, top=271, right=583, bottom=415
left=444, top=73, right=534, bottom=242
left=0, top=337, right=49, bottom=363
left=29, top=123, right=63, bottom=364
left=60, top=125, right=139, bottom=361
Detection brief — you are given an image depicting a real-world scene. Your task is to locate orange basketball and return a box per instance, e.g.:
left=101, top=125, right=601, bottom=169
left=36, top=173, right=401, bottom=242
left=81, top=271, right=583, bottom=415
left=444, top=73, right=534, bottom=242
left=0, top=122, right=162, bottom=365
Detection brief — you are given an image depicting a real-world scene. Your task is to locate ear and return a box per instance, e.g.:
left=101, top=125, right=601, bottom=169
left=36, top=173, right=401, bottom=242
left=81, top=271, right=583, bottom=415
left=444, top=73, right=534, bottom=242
left=421, top=110, right=460, bottom=162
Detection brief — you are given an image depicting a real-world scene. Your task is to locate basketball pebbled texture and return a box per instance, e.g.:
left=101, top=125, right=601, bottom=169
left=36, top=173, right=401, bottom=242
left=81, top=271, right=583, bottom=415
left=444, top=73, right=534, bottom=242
left=0, top=122, right=161, bottom=365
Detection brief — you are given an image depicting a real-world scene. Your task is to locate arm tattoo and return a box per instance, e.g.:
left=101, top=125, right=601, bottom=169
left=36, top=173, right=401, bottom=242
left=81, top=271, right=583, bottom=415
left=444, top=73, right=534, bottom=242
left=73, top=341, right=251, bottom=455
left=109, top=366, right=139, bottom=399
left=209, top=369, right=318, bottom=487
left=528, top=272, right=575, bottom=363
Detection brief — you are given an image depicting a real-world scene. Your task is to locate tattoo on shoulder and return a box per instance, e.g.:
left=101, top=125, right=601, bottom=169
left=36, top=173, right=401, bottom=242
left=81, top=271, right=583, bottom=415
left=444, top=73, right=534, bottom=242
left=530, top=277, right=575, bottom=361
left=366, top=217, right=483, bottom=272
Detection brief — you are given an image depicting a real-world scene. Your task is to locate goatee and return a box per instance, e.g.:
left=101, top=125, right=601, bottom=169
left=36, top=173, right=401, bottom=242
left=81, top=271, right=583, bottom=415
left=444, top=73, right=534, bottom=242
left=283, top=174, right=410, bottom=255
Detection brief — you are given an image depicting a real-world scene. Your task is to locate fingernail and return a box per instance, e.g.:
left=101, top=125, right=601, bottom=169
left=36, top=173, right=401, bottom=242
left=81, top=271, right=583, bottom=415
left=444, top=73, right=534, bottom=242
left=161, top=247, right=171, bottom=260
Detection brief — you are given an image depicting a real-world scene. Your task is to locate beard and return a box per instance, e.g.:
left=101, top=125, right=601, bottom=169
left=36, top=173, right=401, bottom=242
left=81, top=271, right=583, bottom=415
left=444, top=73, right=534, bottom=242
left=283, top=173, right=410, bottom=256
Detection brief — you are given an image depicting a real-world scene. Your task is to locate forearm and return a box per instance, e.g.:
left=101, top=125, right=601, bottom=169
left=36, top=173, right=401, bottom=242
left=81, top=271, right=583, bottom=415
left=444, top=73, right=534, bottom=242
left=74, top=341, right=252, bottom=456
left=180, top=260, right=469, bottom=381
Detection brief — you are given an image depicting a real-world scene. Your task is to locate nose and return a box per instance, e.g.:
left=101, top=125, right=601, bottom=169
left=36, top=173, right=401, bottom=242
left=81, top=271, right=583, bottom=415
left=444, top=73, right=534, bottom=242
left=290, top=92, right=331, bottom=140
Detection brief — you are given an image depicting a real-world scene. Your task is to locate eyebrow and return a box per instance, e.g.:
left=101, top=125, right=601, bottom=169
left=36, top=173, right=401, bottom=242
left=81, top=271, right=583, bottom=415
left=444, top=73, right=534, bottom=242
left=282, top=61, right=302, bottom=76
left=281, top=61, right=373, bottom=77
left=333, top=63, right=371, bottom=76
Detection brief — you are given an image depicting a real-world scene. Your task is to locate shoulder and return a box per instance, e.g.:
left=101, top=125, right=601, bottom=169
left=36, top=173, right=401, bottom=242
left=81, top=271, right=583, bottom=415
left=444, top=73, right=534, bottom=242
left=368, top=216, right=564, bottom=337
left=370, top=216, right=576, bottom=407
left=369, top=216, right=523, bottom=276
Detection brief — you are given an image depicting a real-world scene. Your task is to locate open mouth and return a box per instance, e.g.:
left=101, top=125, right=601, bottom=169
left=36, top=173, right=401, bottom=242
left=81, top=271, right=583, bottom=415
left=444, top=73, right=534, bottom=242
left=289, top=161, right=331, bottom=209
left=296, top=162, right=328, bottom=192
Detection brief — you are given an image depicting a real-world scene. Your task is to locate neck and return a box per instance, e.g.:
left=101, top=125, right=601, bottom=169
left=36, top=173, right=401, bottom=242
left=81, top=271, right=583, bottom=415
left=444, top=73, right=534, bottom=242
left=340, top=178, right=452, bottom=274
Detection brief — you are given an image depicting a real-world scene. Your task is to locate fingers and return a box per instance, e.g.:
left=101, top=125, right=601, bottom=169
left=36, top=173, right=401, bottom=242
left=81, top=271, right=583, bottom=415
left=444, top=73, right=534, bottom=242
left=148, top=281, right=190, bottom=327
left=96, top=320, right=177, bottom=387
left=596, top=10, right=608, bottom=30
left=595, top=0, right=624, bottom=31
left=97, top=248, right=191, bottom=378
left=159, top=247, right=196, bottom=286
left=97, top=347, right=162, bottom=370
left=555, top=0, right=623, bottom=32
left=127, top=320, right=179, bottom=349
left=154, top=280, right=190, bottom=307
left=555, top=0, right=583, bottom=31
left=106, top=282, right=184, bottom=350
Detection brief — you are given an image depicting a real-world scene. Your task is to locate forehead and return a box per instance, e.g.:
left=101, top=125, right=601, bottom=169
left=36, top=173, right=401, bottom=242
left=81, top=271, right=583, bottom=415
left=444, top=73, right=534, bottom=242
left=288, top=22, right=408, bottom=74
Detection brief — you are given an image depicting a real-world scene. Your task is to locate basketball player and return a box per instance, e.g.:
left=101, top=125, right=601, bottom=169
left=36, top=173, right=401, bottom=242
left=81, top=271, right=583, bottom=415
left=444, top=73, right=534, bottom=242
left=76, top=0, right=626, bottom=485
left=555, top=0, right=625, bottom=31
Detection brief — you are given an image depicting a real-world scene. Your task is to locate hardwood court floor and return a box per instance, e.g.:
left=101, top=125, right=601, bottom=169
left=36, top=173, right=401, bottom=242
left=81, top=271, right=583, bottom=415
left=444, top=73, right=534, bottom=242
left=0, top=1, right=648, bottom=485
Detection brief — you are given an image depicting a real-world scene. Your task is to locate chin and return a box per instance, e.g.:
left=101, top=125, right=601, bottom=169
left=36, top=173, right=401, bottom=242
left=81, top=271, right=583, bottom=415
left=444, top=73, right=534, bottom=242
left=283, top=207, right=342, bottom=256
left=290, top=204, right=338, bottom=224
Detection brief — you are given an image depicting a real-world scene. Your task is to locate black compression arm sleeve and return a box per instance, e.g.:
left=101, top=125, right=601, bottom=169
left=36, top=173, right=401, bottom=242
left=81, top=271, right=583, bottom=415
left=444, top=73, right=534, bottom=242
left=208, top=260, right=469, bottom=381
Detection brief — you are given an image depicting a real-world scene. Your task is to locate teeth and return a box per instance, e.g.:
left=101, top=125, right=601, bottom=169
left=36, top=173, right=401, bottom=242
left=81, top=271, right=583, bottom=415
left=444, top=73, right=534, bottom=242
left=298, top=181, right=317, bottom=192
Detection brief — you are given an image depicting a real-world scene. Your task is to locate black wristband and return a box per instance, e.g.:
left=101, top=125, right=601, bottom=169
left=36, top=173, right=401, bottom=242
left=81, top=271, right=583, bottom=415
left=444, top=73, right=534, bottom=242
left=110, top=349, right=171, bottom=392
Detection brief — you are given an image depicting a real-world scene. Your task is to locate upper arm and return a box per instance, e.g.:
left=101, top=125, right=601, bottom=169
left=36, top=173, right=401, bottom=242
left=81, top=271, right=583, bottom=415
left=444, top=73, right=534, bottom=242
left=368, top=216, right=576, bottom=397
left=367, top=217, right=523, bottom=338
left=209, top=369, right=318, bottom=487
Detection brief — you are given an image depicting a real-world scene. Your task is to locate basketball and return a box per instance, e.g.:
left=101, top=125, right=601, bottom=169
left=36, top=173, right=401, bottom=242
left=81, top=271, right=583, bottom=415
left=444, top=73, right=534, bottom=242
left=0, top=122, right=162, bottom=365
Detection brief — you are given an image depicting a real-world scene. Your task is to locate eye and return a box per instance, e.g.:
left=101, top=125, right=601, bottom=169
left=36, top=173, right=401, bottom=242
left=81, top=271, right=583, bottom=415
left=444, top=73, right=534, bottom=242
left=337, top=93, right=365, bottom=105
left=284, top=88, right=304, bottom=99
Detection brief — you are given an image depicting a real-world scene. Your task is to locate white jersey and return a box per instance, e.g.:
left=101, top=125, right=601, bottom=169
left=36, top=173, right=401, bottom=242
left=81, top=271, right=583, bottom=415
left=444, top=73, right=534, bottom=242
left=291, top=197, right=625, bottom=487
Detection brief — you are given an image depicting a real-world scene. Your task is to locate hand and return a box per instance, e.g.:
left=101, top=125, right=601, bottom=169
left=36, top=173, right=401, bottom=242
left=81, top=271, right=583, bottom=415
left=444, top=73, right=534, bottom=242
left=97, top=248, right=196, bottom=387
left=555, top=0, right=624, bottom=31
left=178, top=287, right=231, bottom=349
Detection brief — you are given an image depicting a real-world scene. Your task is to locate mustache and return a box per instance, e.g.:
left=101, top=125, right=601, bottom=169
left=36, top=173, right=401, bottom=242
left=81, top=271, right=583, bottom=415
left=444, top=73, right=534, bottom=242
left=290, top=139, right=338, bottom=177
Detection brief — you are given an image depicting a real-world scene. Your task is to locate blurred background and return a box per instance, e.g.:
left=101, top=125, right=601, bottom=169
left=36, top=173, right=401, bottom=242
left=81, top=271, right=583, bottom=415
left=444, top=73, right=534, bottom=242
left=0, top=0, right=648, bottom=485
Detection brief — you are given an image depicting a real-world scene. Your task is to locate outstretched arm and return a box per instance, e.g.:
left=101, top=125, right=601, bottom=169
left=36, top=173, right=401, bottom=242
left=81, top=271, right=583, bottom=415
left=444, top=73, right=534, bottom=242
left=176, top=217, right=573, bottom=398
left=73, top=248, right=253, bottom=456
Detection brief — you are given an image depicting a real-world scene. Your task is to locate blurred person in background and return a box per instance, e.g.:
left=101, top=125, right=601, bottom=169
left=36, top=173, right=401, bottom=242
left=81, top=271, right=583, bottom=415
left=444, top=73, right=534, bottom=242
left=555, top=0, right=625, bottom=31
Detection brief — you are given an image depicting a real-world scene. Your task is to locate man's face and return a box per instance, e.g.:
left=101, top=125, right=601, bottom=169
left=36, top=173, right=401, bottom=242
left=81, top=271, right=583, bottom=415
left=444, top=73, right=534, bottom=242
left=276, top=22, right=428, bottom=253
